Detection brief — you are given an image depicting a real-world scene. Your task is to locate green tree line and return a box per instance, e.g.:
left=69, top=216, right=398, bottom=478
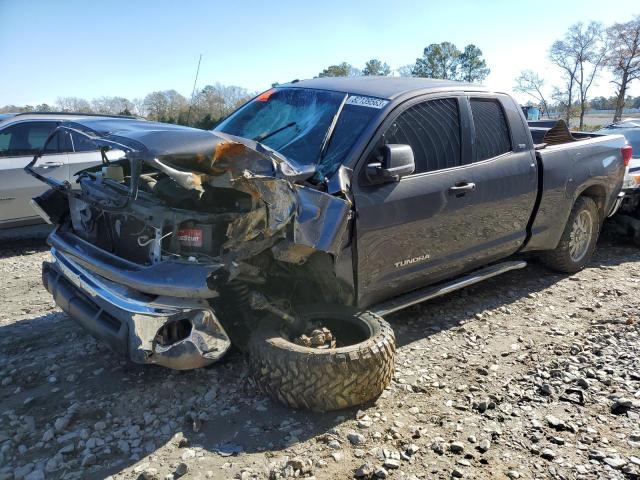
left=315, top=42, right=490, bottom=83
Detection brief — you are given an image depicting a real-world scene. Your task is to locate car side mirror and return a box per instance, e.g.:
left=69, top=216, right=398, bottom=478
left=366, top=144, right=415, bottom=184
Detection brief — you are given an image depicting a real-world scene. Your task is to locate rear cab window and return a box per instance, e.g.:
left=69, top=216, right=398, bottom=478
left=469, top=98, right=512, bottom=162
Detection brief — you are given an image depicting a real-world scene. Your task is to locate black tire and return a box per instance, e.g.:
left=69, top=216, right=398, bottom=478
left=539, top=196, right=600, bottom=273
left=248, top=305, right=395, bottom=412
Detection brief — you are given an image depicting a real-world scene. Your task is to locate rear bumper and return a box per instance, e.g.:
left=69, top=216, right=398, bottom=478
left=43, top=247, right=231, bottom=369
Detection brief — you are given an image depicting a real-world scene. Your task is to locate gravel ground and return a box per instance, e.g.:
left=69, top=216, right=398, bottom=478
left=0, top=235, right=639, bottom=480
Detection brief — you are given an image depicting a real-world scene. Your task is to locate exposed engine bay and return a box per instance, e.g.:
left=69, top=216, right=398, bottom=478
left=63, top=131, right=351, bottom=271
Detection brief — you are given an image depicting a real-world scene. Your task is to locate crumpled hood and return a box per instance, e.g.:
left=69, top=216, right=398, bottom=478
left=66, top=119, right=316, bottom=183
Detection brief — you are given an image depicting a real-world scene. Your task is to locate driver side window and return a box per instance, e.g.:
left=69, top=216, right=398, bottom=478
left=383, top=98, right=461, bottom=174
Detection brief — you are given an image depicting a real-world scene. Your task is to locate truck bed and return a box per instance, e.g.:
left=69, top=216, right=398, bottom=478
left=522, top=122, right=626, bottom=252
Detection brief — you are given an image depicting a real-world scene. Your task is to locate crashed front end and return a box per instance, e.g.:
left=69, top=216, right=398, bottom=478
left=28, top=124, right=353, bottom=369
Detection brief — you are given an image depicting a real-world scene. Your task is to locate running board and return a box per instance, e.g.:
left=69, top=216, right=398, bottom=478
left=370, top=260, right=527, bottom=317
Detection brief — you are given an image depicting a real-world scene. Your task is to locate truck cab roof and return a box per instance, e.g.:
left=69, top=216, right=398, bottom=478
left=279, top=76, right=491, bottom=100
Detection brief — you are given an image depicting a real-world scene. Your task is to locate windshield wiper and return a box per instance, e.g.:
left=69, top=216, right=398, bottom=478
left=318, top=94, right=348, bottom=164
left=253, top=122, right=296, bottom=142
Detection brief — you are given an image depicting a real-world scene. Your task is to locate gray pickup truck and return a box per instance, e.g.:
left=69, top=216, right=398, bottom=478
left=27, top=77, right=628, bottom=411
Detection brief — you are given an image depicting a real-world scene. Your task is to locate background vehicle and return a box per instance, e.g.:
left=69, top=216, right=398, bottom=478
left=0, top=112, right=130, bottom=228
left=29, top=78, right=627, bottom=411
left=596, top=119, right=640, bottom=214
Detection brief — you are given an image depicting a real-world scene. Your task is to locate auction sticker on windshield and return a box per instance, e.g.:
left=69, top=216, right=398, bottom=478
left=346, top=96, right=389, bottom=109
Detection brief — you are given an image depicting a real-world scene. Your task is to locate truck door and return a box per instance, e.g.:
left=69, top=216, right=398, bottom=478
left=353, top=95, right=478, bottom=307
left=0, top=121, right=70, bottom=225
left=460, top=95, right=538, bottom=265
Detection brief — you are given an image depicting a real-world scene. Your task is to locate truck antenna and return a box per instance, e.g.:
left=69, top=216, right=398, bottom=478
left=186, top=54, right=202, bottom=126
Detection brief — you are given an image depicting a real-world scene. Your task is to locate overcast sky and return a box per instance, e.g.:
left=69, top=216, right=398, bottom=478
left=1, top=0, right=639, bottom=106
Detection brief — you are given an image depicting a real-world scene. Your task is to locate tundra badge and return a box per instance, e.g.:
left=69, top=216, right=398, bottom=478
left=394, top=254, right=431, bottom=268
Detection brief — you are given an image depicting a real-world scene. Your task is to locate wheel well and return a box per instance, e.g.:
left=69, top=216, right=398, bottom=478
left=579, top=185, right=606, bottom=220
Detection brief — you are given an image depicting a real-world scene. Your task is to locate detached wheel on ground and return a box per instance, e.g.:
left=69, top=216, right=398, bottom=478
left=248, top=305, right=395, bottom=412
left=540, top=196, right=600, bottom=273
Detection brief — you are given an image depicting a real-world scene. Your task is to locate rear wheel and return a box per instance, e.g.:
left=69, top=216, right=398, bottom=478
left=540, top=196, right=600, bottom=273
left=248, top=305, right=395, bottom=412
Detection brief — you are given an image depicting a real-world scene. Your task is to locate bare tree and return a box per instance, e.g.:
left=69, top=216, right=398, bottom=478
left=193, top=83, right=251, bottom=121
left=514, top=70, right=550, bottom=116
left=130, top=98, right=146, bottom=117
left=91, top=96, right=134, bottom=115
left=56, top=97, right=92, bottom=113
left=550, top=22, right=606, bottom=129
left=142, top=90, right=187, bottom=122
left=606, top=16, right=640, bottom=122
left=142, top=92, right=168, bottom=121
left=549, top=40, right=577, bottom=124
left=396, top=64, right=415, bottom=77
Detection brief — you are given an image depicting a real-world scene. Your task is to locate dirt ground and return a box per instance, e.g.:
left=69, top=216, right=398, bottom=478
left=1, top=234, right=639, bottom=480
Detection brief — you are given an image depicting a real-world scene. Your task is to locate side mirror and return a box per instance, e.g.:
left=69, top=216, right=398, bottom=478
left=366, top=144, right=415, bottom=184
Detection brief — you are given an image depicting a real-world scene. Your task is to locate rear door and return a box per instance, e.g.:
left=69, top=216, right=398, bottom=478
left=458, top=95, right=538, bottom=264
left=0, top=121, right=70, bottom=225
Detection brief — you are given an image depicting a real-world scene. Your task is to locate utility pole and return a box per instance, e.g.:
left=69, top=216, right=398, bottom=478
left=186, top=54, right=202, bottom=126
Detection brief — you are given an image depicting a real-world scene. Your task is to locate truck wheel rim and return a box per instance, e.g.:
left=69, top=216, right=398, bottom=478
left=569, top=210, right=593, bottom=262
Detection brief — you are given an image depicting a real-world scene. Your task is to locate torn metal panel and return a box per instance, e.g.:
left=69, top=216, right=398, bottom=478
left=229, top=174, right=296, bottom=231
left=292, top=186, right=351, bottom=255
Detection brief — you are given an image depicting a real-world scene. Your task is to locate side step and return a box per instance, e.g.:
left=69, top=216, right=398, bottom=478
left=370, top=260, right=527, bottom=317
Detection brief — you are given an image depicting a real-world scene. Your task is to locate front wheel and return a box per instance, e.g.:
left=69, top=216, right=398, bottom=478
left=248, top=305, right=395, bottom=412
left=539, top=196, right=600, bottom=273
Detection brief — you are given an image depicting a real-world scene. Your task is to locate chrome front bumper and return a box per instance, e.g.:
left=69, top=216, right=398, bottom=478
left=43, top=246, right=231, bottom=370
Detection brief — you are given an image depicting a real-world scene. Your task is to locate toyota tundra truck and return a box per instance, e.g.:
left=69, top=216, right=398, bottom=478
left=26, top=77, right=629, bottom=411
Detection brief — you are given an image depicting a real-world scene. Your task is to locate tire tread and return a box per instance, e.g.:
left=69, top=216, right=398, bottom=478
left=249, top=307, right=395, bottom=412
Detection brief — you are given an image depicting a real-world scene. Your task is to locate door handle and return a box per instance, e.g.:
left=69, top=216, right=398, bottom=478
left=40, top=161, right=64, bottom=168
left=449, top=182, right=476, bottom=193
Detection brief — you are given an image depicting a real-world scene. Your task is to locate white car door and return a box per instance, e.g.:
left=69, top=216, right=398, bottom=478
left=0, top=121, right=70, bottom=226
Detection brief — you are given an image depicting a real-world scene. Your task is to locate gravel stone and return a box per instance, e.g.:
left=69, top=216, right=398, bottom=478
left=541, top=448, right=556, bottom=460
left=347, top=431, right=366, bottom=445
left=449, top=441, right=465, bottom=453
left=355, top=463, right=373, bottom=478
left=174, top=462, right=189, bottom=477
